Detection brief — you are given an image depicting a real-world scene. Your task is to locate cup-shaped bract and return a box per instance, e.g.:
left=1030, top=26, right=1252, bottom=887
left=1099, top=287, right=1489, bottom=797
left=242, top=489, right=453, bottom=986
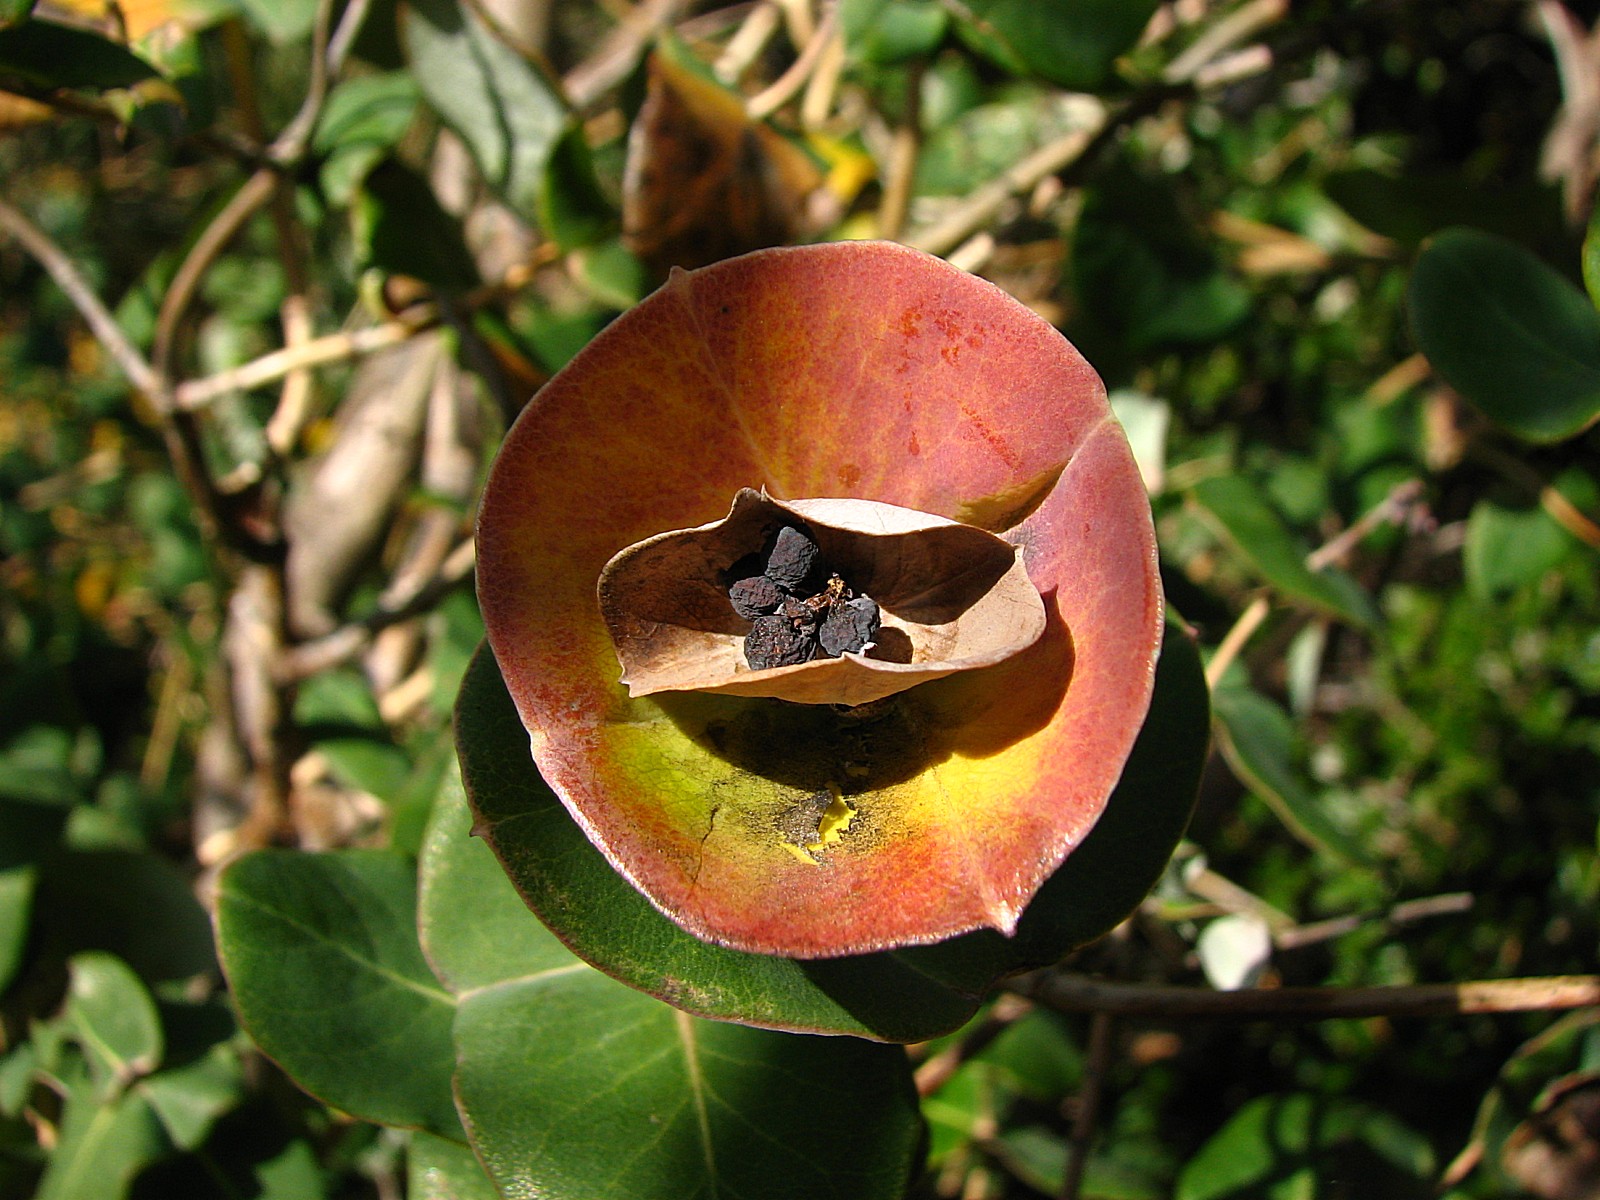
left=474, top=241, right=1162, bottom=957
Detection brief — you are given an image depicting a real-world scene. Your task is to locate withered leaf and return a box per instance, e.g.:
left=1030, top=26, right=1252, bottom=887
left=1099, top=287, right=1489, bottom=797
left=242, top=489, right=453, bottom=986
left=621, top=49, right=825, bottom=275
left=598, top=489, right=1047, bottom=706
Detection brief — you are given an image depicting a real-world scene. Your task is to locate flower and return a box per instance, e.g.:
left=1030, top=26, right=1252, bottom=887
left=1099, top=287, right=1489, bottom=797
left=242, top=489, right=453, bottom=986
left=475, top=241, right=1162, bottom=958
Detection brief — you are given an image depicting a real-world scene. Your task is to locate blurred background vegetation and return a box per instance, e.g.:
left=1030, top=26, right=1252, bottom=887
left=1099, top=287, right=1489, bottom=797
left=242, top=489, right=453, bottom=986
left=1, top=0, right=1598, bottom=1196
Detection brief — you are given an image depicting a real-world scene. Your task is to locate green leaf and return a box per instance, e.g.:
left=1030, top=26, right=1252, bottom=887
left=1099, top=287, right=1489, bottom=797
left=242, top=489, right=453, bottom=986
left=1463, top=499, right=1580, bottom=598
left=355, top=158, right=480, bottom=292
left=215, top=850, right=462, bottom=1137
left=952, top=0, right=1157, bottom=90
left=37, top=850, right=216, bottom=983
left=312, top=72, right=420, bottom=206
left=0, top=863, right=33, bottom=994
left=841, top=0, right=947, bottom=64
left=1211, top=682, right=1369, bottom=865
left=34, top=1063, right=167, bottom=1200
left=64, top=952, right=162, bottom=1094
left=1074, top=172, right=1251, bottom=351
left=0, top=19, right=158, bottom=89
left=0, top=0, right=35, bottom=30
left=1409, top=227, right=1600, bottom=443
left=569, top=239, right=647, bottom=310
left=1582, top=193, right=1600, bottom=310
left=1325, top=168, right=1563, bottom=248
left=234, top=0, right=319, bottom=44
left=401, top=0, right=568, bottom=221
left=0, top=725, right=84, bottom=807
left=138, top=1042, right=245, bottom=1151
left=454, top=970, right=923, bottom=1200
left=409, top=1131, right=503, bottom=1200
left=1176, top=1094, right=1433, bottom=1200
left=916, top=87, right=1091, bottom=197
left=1190, top=475, right=1378, bottom=628
left=422, top=771, right=925, bottom=1199
left=537, top=122, right=616, bottom=252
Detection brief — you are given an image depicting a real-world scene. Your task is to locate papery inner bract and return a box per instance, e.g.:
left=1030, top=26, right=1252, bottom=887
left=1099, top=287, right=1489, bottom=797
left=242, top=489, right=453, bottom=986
left=597, top=488, right=1047, bottom=707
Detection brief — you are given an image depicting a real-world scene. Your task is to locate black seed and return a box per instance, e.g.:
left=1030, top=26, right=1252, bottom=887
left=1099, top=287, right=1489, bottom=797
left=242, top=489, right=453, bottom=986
left=818, top=595, right=881, bottom=657
left=764, top=526, right=820, bottom=591
left=728, top=575, right=782, bottom=619
left=745, top=614, right=818, bottom=669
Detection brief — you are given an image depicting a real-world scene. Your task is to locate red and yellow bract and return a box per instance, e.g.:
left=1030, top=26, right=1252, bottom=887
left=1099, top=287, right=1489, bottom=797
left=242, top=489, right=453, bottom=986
left=476, top=241, right=1162, bottom=958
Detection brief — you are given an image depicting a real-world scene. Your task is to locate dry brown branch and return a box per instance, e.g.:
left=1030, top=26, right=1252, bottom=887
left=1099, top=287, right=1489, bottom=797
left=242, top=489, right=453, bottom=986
left=1060, top=1012, right=1114, bottom=1200
left=175, top=319, right=426, bottom=409
left=0, top=197, right=162, bottom=398
left=1019, top=973, right=1600, bottom=1020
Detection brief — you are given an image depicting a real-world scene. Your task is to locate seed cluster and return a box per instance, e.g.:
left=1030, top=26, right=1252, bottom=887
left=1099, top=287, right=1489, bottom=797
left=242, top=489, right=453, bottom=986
left=729, top=525, right=882, bottom=670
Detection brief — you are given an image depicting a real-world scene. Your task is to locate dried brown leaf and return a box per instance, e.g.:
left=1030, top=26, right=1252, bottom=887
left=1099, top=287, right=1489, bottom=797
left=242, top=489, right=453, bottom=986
left=598, top=488, right=1045, bottom=706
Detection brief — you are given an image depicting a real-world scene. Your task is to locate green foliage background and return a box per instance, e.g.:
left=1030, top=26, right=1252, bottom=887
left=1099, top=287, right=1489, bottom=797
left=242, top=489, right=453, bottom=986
left=1, top=0, right=1598, bottom=1197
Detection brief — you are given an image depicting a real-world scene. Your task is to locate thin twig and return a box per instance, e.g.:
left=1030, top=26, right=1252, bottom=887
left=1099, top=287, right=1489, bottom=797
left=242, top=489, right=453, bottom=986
left=908, top=119, right=1105, bottom=258
left=877, top=60, right=924, bottom=241
left=747, top=3, right=840, bottom=121
left=151, top=168, right=278, bottom=385
left=1474, top=441, right=1600, bottom=550
left=177, top=318, right=428, bottom=409
left=1273, top=892, right=1473, bottom=952
left=1307, top=478, right=1425, bottom=570
left=1060, top=1012, right=1114, bottom=1200
left=1164, top=0, right=1289, bottom=83
left=913, top=994, right=1032, bottom=1097
left=1203, top=594, right=1269, bottom=690
left=1018, top=973, right=1600, bottom=1020
left=0, top=197, right=163, bottom=398
left=277, top=537, right=476, bottom=681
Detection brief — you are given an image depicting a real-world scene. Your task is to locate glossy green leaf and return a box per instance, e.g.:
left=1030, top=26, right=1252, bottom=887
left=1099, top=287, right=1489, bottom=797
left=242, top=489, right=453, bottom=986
left=215, top=850, right=462, bottom=1137
left=409, top=1131, right=503, bottom=1200
left=420, top=768, right=925, bottom=1198
left=1210, top=682, right=1369, bottom=865
left=1463, top=499, right=1580, bottom=598
left=1190, top=475, right=1378, bottom=628
left=64, top=952, right=162, bottom=1093
left=36, top=850, right=215, bottom=983
left=0, top=0, right=36, bottom=29
left=538, top=122, right=616, bottom=251
left=34, top=1063, right=167, bottom=1200
left=841, top=0, right=948, bottom=64
left=1325, top=168, right=1563, bottom=248
left=1074, top=172, right=1252, bottom=352
left=1409, top=227, right=1600, bottom=443
left=454, top=969, right=923, bottom=1200
left=952, top=0, right=1157, bottom=90
left=0, top=20, right=158, bottom=89
left=356, top=159, right=480, bottom=292
left=1176, top=1093, right=1433, bottom=1200
left=312, top=72, right=420, bottom=205
left=138, top=1042, right=245, bottom=1151
left=1583, top=193, right=1600, bottom=310
left=0, top=864, right=33, bottom=994
left=235, top=0, right=318, bottom=44
left=916, top=87, right=1092, bottom=197
left=401, top=0, right=568, bottom=220
left=455, top=620, right=1207, bottom=1039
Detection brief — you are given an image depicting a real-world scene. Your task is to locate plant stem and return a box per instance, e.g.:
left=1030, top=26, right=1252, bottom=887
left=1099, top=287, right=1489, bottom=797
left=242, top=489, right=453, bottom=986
left=1018, top=973, right=1600, bottom=1020
left=0, top=197, right=162, bottom=398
